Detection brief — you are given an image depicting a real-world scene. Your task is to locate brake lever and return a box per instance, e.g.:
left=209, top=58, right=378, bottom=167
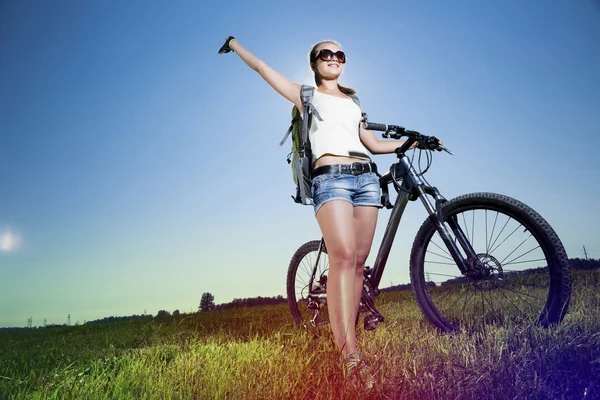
left=440, top=146, right=453, bottom=155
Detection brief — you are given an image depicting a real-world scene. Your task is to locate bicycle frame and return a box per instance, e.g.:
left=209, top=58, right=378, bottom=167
left=306, top=149, right=480, bottom=315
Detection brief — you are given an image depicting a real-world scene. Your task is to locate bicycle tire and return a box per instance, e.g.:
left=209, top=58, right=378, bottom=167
left=410, top=192, right=571, bottom=333
left=286, top=240, right=330, bottom=327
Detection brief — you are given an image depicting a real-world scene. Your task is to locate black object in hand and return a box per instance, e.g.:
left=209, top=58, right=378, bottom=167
left=218, top=36, right=236, bottom=54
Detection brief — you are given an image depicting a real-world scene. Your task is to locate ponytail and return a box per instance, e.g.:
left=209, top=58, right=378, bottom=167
left=337, top=83, right=356, bottom=96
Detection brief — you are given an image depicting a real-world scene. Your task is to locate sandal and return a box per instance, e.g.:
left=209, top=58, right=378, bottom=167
left=343, top=351, right=375, bottom=390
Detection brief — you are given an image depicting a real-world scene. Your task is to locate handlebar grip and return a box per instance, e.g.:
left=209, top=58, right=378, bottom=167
left=364, top=122, right=388, bottom=131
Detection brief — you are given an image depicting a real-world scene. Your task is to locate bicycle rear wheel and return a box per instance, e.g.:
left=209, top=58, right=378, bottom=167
left=286, top=240, right=330, bottom=327
left=410, top=192, right=571, bottom=333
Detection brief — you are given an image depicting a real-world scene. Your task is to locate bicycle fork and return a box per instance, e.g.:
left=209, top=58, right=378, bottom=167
left=392, top=154, right=477, bottom=274
left=415, top=184, right=477, bottom=275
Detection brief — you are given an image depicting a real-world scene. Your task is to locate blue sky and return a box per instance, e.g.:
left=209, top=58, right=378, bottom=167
left=1, top=0, right=599, bottom=328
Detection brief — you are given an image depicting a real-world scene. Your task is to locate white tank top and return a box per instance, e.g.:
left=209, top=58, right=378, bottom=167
left=308, top=90, right=371, bottom=163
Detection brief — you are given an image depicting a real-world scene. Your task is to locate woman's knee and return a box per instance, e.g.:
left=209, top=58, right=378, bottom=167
left=356, top=249, right=372, bottom=268
left=329, top=246, right=356, bottom=267
left=355, top=254, right=367, bottom=268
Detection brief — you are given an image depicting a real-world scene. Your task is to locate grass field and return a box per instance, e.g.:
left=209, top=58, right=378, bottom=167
left=1, top=269, right=599, bottom=399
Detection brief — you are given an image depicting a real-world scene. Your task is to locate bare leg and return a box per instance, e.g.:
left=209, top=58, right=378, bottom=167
left=315, top=200, right=358, bottom=356
left=352, top=206, right=379, bottom=322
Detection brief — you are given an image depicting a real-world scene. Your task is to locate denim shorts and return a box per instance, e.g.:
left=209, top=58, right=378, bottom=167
left=311, top=171, right=383, bottom=214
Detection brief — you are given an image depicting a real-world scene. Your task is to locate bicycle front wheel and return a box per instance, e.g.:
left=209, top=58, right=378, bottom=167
left=410, top=192, right=571, bottom=333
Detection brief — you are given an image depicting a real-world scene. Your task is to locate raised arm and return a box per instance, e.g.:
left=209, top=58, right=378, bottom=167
left=219, top=37, right=302, bottom=111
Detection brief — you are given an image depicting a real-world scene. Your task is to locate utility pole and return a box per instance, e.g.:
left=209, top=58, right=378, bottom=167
left=583, top=246, right=589, bottom=260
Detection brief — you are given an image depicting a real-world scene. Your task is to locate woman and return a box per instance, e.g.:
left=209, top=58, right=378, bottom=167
left=218, top=36, right=417, bottom=388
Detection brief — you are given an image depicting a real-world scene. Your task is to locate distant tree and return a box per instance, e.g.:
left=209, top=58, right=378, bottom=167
left=85, top=314, right=150, bottom=325
left=570, top=258, right=600, bottom=270
left=156, top=310, right=170, bottom=317
left=173, top=309, right=180, bottom=316
left=199, top=292, right=215, bottom=312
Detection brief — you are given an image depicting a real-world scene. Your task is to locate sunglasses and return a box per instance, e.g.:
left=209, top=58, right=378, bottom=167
left=312, top=49, right=346, bottom=64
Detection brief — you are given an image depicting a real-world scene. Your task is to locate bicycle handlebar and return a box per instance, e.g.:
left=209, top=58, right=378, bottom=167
left=363, top=122, right=389, bottom=132
left=363, top=121, right=453, bottom=155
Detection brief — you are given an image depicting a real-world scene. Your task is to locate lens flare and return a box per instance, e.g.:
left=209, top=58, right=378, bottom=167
left=1, top=227, right=21, bottom=252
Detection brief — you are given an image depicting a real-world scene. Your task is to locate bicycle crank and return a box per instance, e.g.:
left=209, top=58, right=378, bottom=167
left=364, top=313, right=384, bottom=331
left=361, top=280, right=385, bottom=331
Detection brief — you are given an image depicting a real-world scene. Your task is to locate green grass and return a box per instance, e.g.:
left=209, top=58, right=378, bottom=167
left=1, top=269, right=599, bottom=399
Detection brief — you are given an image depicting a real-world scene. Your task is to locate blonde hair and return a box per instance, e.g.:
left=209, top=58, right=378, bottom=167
left=309, top=40, right=356, bottom=95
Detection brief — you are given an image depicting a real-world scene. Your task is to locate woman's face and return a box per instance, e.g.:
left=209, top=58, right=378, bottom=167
left=312, top=42, right=344, bottom=81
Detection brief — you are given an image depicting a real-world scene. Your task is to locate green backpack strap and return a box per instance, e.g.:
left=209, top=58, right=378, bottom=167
left=279, top=114, right=300, bottom=146
left=300, top=85, right=323, bottom=122
left=279, top=85, right=323, bottom=147
left=299, top=85, right=316, bottom=154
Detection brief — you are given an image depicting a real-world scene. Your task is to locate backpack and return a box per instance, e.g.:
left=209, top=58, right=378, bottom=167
left=279, top=85, right=361, bottom=205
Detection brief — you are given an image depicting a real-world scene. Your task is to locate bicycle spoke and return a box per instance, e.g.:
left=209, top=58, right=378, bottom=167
left=461, top=212, right=470, bottom=243
left=495, top=286, right=537, bottom=319
left=482, top=289, right=501, bottom=323
left=300, top=260, right=311, bottom=276
left=432, top=286, right=462, bottom=305
left=456, top=285, right=479, bottom=317
left=502, top=257, right=546, bottom=267
left=427, top=271, right=461, bottom=279
left=426, top=261, right=460, bottom=266
left=489, top=223, right=523, bottom=254
left=499, top=284, right=547, bottom=302
left=429, top=239, right=453, bottom=258
left=426, top=249, right=455, bottom=261
left=445, top=285, right=476, bottom=315
left=471, top=210, right=475, bottom=249
left=430, top=276, right=474, bottom=304
left=487, top=211, right=500, bottom=254
left=296, top=277, right=308, bottom=290
left=485, top=210, right=489, bottom=254
left=488, top=217, right=511, bottom=254
left=499, top=234, right=534, bottom=265
left=501, top=280, right=549, bottom=291
left=296, top=268, right=309, bottom=287
left=300, top=256, right=313, bottom=277
left=502, top=245, right=541, bottom=267
left=480, top=290, right=488, bottom=326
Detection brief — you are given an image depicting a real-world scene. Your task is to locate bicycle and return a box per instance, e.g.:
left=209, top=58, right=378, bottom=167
left=286, top=119, right=572, bottom=333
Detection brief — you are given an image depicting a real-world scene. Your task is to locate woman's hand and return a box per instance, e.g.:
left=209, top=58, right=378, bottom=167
left=218, top=36, right=236, bottom=54
left=416, top=136, right=444, bottom=151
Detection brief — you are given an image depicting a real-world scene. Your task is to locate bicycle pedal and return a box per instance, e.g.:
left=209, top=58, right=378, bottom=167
left=364, top=314, right=380, bottom=331
left=307, top=300, right=320, bottom=310
left=359, top=302, right=369, bottom=313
